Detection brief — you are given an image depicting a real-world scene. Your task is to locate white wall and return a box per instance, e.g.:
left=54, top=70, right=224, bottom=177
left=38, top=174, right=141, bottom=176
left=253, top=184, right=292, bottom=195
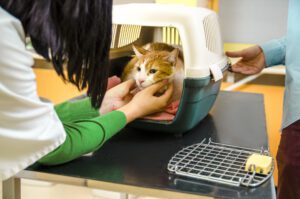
left=219, top=0, right=288, bottom=44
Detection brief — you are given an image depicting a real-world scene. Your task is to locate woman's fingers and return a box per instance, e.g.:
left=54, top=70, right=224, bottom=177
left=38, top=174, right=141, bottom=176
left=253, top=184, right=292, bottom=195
left=160, top=83, right=173, bottom=100
left=226, top=50, right=245, bottom=58
left=113, top=79, right=136, bottom=97
left=121, top=79, right=136, bottom=91
left=117, top=81, right=174, bottom=123
left=227, top=45, right=263, bottom=61
left=144, top=80, right=168, bottom=94
left=232, top=63, right=261, bottom=75
left=232, top=63, right=251, bottom=74
left=231, top=62, right=246, bottom=72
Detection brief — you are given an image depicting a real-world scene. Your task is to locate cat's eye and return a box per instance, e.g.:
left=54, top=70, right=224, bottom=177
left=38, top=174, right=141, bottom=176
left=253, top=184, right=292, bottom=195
left=137, top=67, right=141, bottom=71
left=149, top=69, right=157, bottom=74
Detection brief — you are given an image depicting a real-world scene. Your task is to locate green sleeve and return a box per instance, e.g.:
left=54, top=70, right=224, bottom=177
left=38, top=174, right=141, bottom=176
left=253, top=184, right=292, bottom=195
left=54, top=97, right=100, bottom=122
left=38, top=111, right=127, bottom=165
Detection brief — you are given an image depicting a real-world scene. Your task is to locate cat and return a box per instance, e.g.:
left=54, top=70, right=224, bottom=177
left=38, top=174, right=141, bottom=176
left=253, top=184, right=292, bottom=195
left=121, top=42, right=184, bottom=102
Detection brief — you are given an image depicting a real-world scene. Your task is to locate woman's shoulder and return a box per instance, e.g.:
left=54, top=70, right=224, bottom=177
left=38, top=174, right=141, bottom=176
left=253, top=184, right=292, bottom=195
left=0, top=6, right=21, bottom=24
left=0, top=6, right=26, bottom=43
left=0, top=6, right=34, bottom=95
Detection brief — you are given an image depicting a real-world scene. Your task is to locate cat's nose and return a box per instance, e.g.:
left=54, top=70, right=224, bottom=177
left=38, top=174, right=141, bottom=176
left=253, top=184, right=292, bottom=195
left=138, top=80, right=145, bottom=84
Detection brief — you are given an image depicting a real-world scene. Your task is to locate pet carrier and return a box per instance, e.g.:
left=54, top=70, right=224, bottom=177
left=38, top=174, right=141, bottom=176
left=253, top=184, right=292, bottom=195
left=110, top=4, right=229, bottom=135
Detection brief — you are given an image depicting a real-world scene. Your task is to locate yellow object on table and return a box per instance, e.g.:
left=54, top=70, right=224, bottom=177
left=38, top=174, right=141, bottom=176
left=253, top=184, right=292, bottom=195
left=245, top=154, right=273, bottom=175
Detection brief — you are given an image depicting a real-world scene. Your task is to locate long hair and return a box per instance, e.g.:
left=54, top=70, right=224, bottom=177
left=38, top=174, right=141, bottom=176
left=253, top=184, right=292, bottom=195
left=0, top=0, right=112, bottom=108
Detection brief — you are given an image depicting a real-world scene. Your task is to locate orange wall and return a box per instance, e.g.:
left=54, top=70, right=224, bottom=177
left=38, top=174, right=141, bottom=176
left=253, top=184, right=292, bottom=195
left=34, top=69, right=85, bottom=104
left=210, top=0, right=219, bottom=12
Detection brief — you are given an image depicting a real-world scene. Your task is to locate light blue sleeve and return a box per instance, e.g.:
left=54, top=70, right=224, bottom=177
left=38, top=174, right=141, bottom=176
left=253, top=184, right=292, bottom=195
left=260, top=37, right=286, bottom=67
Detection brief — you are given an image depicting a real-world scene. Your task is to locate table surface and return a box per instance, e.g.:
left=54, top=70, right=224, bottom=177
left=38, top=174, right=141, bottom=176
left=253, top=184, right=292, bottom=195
left=25, top=91, right=276, bottom=199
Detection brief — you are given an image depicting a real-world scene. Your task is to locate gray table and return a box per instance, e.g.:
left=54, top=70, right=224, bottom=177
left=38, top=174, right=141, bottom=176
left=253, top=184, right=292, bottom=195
left=3, top=91, right=276, bottom=199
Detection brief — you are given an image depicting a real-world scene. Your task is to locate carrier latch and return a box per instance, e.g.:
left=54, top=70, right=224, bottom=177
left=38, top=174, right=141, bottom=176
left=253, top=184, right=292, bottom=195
left=209, top=63, right=223, bottom=81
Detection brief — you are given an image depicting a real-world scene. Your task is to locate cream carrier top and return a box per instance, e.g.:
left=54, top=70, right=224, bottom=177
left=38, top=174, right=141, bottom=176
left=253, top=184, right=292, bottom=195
left=112, top=4, right=227, bottom=81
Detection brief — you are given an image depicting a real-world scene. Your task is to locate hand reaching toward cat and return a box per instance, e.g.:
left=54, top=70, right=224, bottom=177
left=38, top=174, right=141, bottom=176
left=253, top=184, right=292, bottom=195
left=118, top=81, right=174, bottom=123
left=226, top=45, right=266, bottom=75
left=99, top=79, right=135, bottom=115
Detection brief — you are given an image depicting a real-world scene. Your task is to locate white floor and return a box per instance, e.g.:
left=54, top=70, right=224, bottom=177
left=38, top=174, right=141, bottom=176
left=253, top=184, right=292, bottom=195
left=1, top=179, right=162, bottom=199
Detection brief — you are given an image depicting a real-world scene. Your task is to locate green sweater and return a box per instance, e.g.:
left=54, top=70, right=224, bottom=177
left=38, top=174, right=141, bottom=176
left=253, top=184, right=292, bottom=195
left=38, top=98, right=127, bottom=165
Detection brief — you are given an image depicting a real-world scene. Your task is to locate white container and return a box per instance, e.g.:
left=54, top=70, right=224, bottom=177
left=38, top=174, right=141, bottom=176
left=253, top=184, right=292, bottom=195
left=110, top=3, right=229, bottom=135
left=112, top=3, right=227, bottom=81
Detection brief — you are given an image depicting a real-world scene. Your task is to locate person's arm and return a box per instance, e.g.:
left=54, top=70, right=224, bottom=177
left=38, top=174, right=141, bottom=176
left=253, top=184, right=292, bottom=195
left=225, top=37, right=286, bottom=75
left=39, top=81, right=174, bottom=165
left=38, top=110, right=126, bottom=165
left=54, top=97, right=100, bottom=122
left=54, top=79, right=136, bottom=123
left=260, top=37, right=286, bottom=67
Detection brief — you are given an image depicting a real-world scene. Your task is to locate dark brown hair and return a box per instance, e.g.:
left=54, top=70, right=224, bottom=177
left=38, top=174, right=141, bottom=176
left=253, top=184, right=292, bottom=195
left=0, top=0, right=112, bottom=108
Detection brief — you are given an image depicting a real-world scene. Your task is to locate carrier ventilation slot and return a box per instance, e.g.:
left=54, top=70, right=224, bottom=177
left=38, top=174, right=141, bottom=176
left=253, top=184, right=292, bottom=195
left=110, top=24, right=118, bottom=48
left=118, top=25, right=142, bottom=47
left=110, top=25, right=142, bottom=48
left=163, top=27, right=182, bottom=46
left=203, top=14, right=222, bottom=54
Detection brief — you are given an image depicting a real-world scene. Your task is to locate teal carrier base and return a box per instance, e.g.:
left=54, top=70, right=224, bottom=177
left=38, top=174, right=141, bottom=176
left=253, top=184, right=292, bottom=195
left=129, top=77, right=222, bottom=135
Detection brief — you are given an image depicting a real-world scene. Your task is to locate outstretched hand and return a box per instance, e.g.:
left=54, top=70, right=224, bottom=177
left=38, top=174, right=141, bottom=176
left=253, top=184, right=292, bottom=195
left=226, top=45, right=266, bottom=75
left=118, top=81, right=174, bottom=123
left=99, top=79, right=135, bottom=115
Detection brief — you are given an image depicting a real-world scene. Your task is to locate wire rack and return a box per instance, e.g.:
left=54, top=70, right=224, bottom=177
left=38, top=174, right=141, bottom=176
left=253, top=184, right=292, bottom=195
left=167, top=138, right=274, bottom=187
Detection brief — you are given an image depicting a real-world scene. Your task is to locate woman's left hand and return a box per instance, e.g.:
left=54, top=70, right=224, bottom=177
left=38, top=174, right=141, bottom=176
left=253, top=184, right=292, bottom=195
left=99, top=79, right=136, bottom=115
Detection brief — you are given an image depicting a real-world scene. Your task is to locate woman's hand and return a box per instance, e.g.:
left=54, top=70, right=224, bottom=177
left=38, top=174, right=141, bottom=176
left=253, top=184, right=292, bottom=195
left=99, top=79, right=135, bottom=115
left=118, top=81, right=174, bottom=123
left=226, top=45, right=266, bottom=75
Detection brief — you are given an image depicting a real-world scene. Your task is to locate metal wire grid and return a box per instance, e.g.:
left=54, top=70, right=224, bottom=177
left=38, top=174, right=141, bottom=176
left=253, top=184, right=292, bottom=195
left=167, top=138, right=274, bottom=187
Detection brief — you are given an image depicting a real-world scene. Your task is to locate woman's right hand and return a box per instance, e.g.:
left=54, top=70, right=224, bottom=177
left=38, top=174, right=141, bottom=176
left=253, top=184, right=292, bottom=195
left=226, top=45, right=266, bottom=75
left=117, top=81, right=174, bottom=123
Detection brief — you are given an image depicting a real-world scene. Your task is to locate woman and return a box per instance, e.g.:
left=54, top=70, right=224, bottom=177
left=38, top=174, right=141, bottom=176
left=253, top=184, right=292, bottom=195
left=0, top=0, right=173, bottom=180
left=226, top=1, right=300, bottom=197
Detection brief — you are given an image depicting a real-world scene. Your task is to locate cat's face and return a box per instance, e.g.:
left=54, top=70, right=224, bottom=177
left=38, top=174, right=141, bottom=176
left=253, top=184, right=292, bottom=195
left=132, top=45, right=179, bottom=89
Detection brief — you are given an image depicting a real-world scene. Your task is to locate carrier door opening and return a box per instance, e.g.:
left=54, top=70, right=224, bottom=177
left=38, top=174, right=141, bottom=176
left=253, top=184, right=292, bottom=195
left=108, top=25, right=185, bottom=122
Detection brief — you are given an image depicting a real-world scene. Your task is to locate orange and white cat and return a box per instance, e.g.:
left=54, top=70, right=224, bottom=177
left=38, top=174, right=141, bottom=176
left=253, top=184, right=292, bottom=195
left=121, top=43, right=184, bottom=102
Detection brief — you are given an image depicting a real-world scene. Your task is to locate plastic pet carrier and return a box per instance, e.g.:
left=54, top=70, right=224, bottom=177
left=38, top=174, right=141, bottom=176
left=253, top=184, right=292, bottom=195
left=109, top=4, right=229, bottom=135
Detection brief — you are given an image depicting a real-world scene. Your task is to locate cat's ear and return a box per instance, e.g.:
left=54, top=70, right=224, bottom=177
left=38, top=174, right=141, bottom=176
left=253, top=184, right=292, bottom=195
left=132, top=45, right=148, bottom=58
left=166, top=48, right=179, bottom=64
